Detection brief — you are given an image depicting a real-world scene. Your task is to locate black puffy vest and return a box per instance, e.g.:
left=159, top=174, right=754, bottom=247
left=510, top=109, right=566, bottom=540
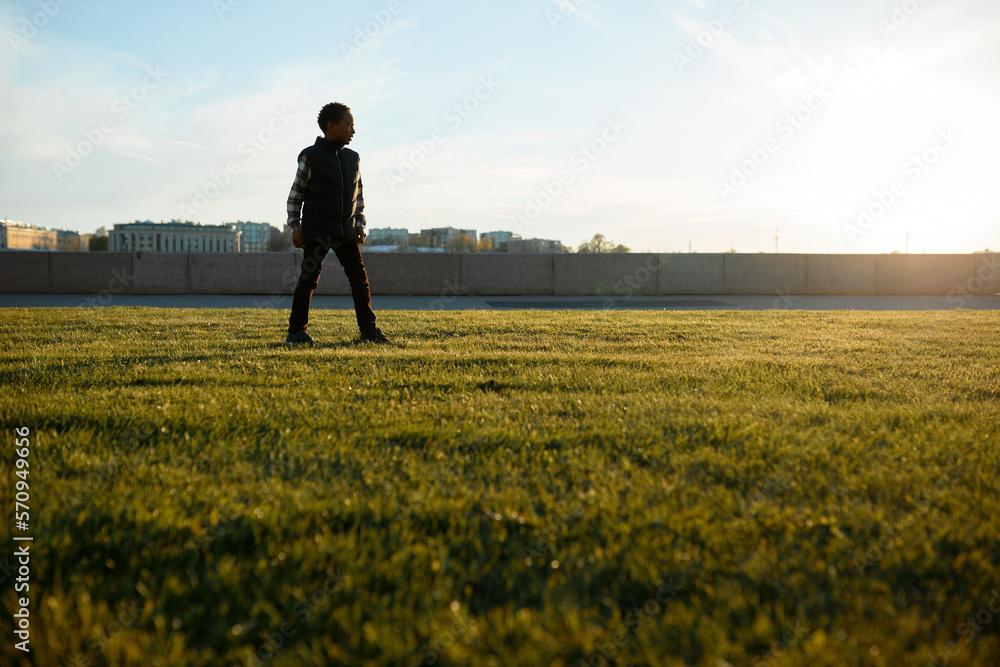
left=300, top=137, right=361, bottom=244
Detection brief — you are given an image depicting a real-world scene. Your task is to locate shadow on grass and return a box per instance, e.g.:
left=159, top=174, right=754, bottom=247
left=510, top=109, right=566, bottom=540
left=267, top=339, right=399, bottom=350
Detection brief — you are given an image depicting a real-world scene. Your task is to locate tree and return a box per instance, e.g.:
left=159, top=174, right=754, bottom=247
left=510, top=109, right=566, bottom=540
left=450, top=233, right=476, bottom=253
left=475, top=237, right=494, bottom=252
left=89, top=226, right=108, bottom=251
left=268, top=225, right=292, bottom=252
left=577, top=233, right=629, bottom=253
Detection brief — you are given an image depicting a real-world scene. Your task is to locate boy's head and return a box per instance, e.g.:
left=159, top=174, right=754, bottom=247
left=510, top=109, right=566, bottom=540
left=318, top=102, right=354, bottom=144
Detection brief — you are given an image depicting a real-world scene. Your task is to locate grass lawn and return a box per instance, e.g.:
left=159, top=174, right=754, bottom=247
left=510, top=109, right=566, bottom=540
left=1, top=307, right=999, bottom=667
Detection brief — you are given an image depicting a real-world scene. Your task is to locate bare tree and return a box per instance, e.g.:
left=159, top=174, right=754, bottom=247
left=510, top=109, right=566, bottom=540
left=577, top=233, right=629, bottom=253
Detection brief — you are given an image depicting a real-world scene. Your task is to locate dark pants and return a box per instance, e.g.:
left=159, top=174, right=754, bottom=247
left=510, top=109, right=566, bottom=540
left=288, top=235, right=377, bottom=334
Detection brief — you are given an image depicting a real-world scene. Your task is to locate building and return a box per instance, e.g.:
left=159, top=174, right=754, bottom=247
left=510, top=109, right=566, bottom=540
left=0, top=221, right=90, bottom=251
left=367, top=227, right=410, bottom=246
left=419, top=227, right=477, bottom=250
left=508, top=238, right=564, bottom=253
left=482, top=231, right=522, bottom=252
left=480, top=231, right=562, bottom=252
left=420, top=227, right=477, bottom=249
left=1, top=220, right=58, bottom=250
left=109, top=220, right=240, bottom=253
left=228, top=221, right=276, bottom=253
left=56, top=230, right=90, bottom=252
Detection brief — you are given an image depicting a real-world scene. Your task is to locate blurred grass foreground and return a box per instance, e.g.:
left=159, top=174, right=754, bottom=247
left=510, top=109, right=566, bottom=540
left=1, top=308, right=999, bottom=666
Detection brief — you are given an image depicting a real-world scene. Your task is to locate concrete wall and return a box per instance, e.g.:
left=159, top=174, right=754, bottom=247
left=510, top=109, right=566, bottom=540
left=1, top=251, right=997, bottom=296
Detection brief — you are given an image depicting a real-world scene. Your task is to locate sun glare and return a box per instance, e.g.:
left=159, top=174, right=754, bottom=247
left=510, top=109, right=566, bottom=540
left=742, top=51, right=1000, bottom=253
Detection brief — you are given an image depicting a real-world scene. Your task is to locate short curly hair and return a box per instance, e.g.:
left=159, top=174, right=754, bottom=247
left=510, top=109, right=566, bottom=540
left=317, top=102, right=351, bottom=131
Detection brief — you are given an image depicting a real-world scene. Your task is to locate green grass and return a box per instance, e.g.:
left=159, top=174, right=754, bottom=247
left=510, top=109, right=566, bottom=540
left=1, top=307, right=999, bottom=666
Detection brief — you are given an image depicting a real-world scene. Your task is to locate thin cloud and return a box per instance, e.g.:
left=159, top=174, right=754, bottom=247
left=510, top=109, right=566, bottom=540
left=167, top=139, right=208, bottom=151
left=110, top=150, right=158, bottom=163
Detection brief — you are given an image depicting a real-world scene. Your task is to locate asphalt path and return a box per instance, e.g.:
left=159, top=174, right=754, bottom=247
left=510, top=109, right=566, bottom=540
left=2, top=294, right=999, bottom=310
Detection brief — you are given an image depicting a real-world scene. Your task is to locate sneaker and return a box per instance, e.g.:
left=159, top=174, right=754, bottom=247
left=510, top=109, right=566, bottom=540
left=359, top=327, right=390, bottom=344
left=284, top=329, right=315, bottom=347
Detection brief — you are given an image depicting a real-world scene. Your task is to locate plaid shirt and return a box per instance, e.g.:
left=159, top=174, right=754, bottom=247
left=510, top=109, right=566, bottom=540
left=286, top=149, right=366, bottom=233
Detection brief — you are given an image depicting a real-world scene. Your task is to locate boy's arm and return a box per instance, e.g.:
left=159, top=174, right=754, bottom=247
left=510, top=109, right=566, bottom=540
left=353, top=172, right=366, bottom=229
left=286, top=155, right=310, bottom=233
left=352, top=158, right=367, bottom=243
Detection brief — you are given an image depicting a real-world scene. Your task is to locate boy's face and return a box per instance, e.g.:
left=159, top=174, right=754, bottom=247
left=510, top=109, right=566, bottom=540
left=324, top=112, right=355, bottom=144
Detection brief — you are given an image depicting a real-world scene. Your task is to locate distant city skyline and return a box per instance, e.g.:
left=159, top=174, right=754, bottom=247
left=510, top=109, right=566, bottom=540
left=1, top=0, right=998, bottom=254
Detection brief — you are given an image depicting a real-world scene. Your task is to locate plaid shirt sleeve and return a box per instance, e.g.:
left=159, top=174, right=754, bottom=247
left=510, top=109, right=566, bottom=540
left=286, top=155, right=309, bottom=232
left=353, top=173, right=366, bottom=228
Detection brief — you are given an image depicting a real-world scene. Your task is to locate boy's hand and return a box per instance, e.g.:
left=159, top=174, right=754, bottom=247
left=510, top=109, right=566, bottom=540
left=292, top=230, right=304, bottom=248
left=355, top=226, right=367, bottom=244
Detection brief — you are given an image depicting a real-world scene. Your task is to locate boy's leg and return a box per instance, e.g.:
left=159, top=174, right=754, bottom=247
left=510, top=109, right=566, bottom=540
left=332, top=240, right=377, bottom=333
left=288, top=236, right=333, bottom=333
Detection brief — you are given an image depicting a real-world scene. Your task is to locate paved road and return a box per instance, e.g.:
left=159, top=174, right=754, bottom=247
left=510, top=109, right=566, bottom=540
left=2, top=294, right=999, bottom=310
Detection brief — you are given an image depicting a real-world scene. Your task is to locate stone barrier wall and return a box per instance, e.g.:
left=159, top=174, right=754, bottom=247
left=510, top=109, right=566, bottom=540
left=1, top=251, right=998, bottom=297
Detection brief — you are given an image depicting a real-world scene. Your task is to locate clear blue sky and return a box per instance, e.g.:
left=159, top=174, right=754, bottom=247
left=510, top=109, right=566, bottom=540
left=2, top=0, right=998, bottom=253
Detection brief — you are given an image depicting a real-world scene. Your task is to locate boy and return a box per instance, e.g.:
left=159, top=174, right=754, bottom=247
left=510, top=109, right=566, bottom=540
left=284, top=102, right=389, bottom=346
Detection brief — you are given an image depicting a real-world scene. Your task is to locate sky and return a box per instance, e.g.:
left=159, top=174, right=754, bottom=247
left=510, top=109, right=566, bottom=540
left=1, top=0, right=998, bottom=254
